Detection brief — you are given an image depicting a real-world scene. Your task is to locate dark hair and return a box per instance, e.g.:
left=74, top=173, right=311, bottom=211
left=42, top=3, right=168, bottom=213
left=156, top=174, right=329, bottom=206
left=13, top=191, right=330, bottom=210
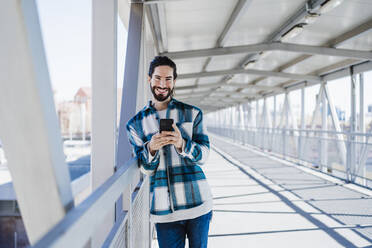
left=148, top=56, right=177, bottom=80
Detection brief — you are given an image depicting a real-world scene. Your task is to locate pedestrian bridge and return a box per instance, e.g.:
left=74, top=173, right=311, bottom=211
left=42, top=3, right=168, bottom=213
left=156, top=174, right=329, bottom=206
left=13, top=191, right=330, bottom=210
left=1, top=0, right=372, bottom=247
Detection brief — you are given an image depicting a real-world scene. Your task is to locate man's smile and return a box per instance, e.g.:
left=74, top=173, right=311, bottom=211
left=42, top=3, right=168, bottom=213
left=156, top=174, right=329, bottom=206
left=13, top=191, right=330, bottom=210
left=155, top=87, right=169, bottom=95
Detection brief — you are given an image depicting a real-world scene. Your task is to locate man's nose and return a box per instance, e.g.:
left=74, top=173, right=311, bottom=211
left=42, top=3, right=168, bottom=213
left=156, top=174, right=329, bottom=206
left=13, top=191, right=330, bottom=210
left=159, top=78, right=166, bottom=87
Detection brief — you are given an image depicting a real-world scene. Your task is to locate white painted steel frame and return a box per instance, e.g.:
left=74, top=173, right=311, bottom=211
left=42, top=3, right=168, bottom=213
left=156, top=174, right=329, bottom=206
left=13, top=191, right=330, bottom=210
left=205, top=0, right=327, bottom=100
left=163, top=42, right=372, bottom=61
left=33, top=159, right=140, bottom=248
left=0, top=1, right=74, bottom=244
left=31, top=2, right=152, bottom=247
left=321, top=82, right=328, bottom=172
left=208, top=69, right=372, bottom=187
left=91, top=0, right=118, bottom=246
left=117, top=3, right=145, bottom=168
left=348, top=68, right=357, bottom=182
left=178, top=68, right=322, bottom=82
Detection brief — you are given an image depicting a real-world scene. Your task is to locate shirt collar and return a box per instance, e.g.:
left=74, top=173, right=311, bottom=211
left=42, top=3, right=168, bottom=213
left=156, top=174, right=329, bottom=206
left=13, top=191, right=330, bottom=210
left=146, top=98, right=176, bottom=111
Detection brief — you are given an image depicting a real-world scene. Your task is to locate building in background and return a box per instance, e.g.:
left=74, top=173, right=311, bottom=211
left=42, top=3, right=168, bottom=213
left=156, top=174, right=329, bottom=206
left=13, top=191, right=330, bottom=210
left=56, top=87, right=123, bottom=140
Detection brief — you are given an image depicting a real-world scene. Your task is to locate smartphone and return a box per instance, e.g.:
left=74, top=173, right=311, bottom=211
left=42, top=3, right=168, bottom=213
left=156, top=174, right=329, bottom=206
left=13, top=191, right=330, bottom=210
left=159, top=119, right=174, bottom=132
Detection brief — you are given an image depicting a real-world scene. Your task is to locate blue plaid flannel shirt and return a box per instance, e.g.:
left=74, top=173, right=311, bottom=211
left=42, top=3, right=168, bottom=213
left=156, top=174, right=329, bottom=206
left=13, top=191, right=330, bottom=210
left=126, top=98, right=212, bottom=216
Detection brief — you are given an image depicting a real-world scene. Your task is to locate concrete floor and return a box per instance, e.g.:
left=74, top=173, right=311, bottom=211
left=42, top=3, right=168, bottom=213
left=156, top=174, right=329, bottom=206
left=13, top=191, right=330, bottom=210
left=154, top=134, right=372, bottom=248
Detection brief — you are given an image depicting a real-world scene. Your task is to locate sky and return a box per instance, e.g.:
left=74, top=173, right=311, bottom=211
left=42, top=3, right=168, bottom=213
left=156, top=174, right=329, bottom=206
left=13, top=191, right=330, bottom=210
left=36, top=0, right=127, bottom=102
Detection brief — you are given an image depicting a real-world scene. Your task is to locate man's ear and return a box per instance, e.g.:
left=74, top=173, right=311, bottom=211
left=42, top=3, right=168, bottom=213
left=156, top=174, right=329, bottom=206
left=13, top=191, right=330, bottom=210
left=148, top=75, right=151, bottom=83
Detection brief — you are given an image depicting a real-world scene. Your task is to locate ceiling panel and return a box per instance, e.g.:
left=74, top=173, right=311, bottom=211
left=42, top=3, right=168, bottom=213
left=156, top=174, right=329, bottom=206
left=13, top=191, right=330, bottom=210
left=165, top=0, right=239, bottom=51
left=224, top=0, right=307, bottom=47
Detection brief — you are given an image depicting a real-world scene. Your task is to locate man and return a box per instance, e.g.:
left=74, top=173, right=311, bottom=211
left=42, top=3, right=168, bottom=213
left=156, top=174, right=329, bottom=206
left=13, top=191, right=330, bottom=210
left=126, top=56, right=213, bottom=248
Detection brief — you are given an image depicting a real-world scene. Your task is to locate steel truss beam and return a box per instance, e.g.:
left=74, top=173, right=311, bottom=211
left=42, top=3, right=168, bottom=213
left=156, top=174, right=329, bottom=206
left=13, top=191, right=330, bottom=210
left=204, top=0, right=327, bottom=99
left=178, top=68, right=321, bottom=82
left=146, top=1, right=167, bottom=52
left=177, top=82, right=283, bottom=91
left=162, top=42, right=372, bottom=61
left=302, top=83, right=347, bottom=167
left=267, top=19, right=372, bottom=94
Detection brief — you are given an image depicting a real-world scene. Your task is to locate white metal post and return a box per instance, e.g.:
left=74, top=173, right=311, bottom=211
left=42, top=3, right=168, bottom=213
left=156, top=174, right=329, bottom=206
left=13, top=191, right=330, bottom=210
left=0, top=1, right=74, bottom=244
left=272, top=96, right=277, bottom=151
left=239, top=104, right=245, bottom=143
left=324, top=84, right=347, bottom=167
left=359, top=73, right=365, bottom=135
left=262, top=98, right=270, bottom=149
left=284, top=92, right=289, bottom=157
left=117, top=3, right=145, bottom=168
left=286, top=93, right=298, bottom=157
left=299, top=87, right=305, bottom=160
left=256, top=100, right=259, bottom=146
left=91, top=0, right=118, bottom=247
left=349, top=68, right=357, bottom=182
left=321, top=82, right=328, bottom=172
left=359, top=73, right=366, bottom=185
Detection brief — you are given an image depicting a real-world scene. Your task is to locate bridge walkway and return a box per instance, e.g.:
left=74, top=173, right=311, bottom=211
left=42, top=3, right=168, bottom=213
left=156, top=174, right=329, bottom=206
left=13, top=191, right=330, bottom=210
left=177, top=134, right=372, bottom=248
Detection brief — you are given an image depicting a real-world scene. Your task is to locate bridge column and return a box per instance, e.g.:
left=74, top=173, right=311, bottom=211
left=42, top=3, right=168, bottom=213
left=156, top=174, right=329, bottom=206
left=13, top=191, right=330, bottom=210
left=0, top=1, right=74, bottom=244
left=91, top=0, right=118, bottom=247
left=321, top=82, right=328, bottom=172
left=347, top=68, right=357, bottom=182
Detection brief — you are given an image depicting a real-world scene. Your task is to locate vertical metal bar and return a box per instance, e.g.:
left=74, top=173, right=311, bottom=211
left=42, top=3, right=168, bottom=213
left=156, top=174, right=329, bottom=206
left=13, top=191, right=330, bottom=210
left=239, top=104, right=244, bottom=144
left=348, top=67, right=357, bottom=182
left=299, top=87, right=305, bottom=160
left=286, top=93, right=297, bottom=157
left=324, top=84, right=347, bottom=167
left=0, top=1, right=74, bottom=244
left=91, top=0, right=118, bottom=246
left=272, top=96, right=277, bottom=152
left=262, top=98, right=268, bottom=149
left=284, top=93, right=289, bottom=158
left=321, top=82, right=328, bottom=172
left=359, top=73, right=366, bottom=185
left=116, top=3, right=144, bottom=244
left=117, top=3, right=144, bottom=169
left=360, top=73, right=365, bottom=134
left=256, top=100, right=259, bottom=146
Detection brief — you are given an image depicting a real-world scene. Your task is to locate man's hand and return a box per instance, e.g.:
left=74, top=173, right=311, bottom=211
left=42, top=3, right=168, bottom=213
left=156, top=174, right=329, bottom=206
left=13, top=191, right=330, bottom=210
left=148, top=123, right=184, bottom=155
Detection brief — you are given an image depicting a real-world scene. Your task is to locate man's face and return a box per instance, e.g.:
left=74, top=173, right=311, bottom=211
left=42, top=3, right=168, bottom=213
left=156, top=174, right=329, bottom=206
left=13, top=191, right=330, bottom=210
left=149, top=65, right=175, bottom=102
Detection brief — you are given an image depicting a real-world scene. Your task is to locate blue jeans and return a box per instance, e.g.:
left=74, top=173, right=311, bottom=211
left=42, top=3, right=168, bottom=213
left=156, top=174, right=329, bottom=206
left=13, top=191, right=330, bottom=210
left=155, top=211, right=212, bottom=248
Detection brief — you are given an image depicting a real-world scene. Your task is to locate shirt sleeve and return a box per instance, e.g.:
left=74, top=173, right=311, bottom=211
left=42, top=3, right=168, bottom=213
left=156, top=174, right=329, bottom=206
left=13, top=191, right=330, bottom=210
left=126, top=122, right=160, bottom=175
left=177, top=110, right=210, bottom=165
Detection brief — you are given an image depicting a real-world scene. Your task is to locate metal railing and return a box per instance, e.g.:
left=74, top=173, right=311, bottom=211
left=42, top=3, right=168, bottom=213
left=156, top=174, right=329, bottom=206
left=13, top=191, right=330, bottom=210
left=33, top=158, right=153, bottom=248
left=208, top=125, right=372, bottom=189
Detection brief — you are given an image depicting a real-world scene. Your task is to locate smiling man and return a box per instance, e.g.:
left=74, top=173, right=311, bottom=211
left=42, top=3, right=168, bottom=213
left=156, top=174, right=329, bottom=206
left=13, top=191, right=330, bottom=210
left=126, top=56, right=213, bottom=248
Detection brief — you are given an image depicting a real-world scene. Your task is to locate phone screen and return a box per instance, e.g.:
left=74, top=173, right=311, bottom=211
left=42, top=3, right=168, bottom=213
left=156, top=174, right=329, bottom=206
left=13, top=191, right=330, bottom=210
left=160, top=119, right=174, bottom=132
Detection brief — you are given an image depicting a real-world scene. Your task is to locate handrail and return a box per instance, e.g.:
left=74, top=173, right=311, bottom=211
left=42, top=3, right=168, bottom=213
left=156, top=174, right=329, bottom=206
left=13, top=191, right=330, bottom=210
left=33, top=158, right=139, bottom=248
left=209, top=126, right=372, bottom=188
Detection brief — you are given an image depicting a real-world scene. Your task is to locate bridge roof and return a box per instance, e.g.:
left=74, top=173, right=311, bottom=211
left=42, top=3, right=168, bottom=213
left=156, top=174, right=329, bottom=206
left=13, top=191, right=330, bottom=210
left=122, top=0, right=372, bottom=112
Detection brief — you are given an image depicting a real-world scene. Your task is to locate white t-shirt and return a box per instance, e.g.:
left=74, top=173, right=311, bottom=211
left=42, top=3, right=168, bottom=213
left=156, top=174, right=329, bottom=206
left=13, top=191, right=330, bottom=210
left=157, top=109, right=167, bottom=119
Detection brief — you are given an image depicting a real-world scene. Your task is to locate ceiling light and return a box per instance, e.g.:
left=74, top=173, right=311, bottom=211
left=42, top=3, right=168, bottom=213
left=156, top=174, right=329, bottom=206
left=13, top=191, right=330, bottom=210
left=304, top=12, right=320, bottom=24
left=320, top=0, right=344, bottom=14
left=243, top=60, right=256, bottom=69
left=281, top=24, right=305, bottom=42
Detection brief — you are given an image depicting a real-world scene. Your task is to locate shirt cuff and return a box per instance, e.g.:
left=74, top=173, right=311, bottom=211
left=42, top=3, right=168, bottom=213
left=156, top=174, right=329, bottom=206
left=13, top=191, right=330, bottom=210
left=176, top=139, right=188, bottom=157
left=146, top=142, right=158, bottom=162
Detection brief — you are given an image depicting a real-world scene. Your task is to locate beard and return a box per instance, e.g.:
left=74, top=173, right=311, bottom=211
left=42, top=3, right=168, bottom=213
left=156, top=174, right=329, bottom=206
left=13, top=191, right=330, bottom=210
left=151, top=85, right=174, bottom=102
